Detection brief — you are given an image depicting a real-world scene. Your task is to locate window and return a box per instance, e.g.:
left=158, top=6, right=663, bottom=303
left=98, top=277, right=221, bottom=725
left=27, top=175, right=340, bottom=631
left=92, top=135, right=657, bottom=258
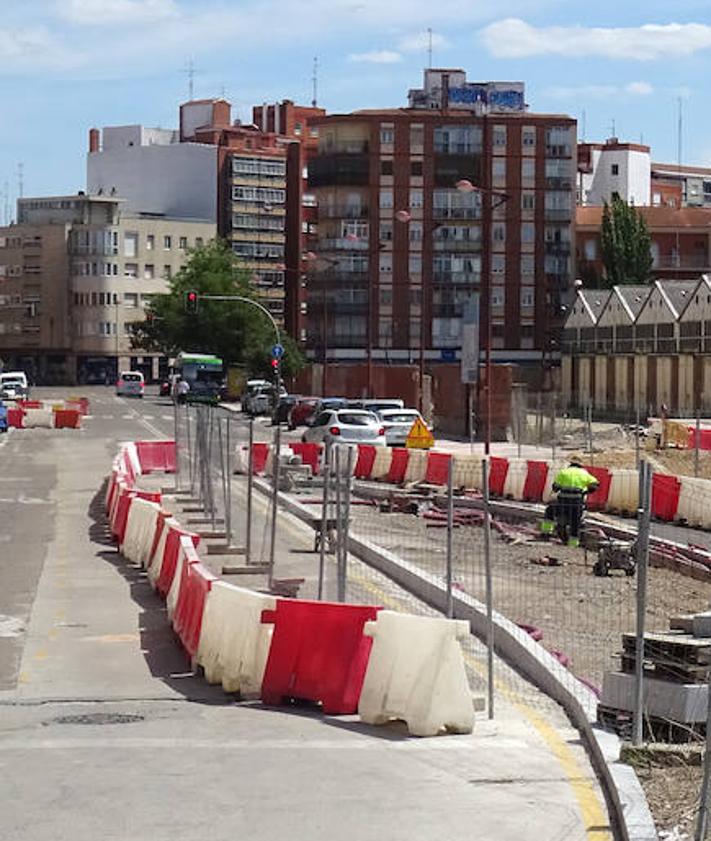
left=492, top=223, right=506, bottom=243
left=294, top=122, right=303, bottom=136
left=379, top=253, right=392, bottom=273
left=146, top=234, right=154, bottom=251
left=584, top=239, right=597, bottom=261
left=521, top=288, right=534, bottom=308
left=163, top=235, right=172, bottom=250
left=521, top=255, right=534, bottom=275
left=379, top=221, right=393, bottom=242
left=491, top=286, right=505, bottom=307
left=409, top=222, right=423, bottom=242
left=124, top=232, right=138, bottom=258
left=379, top=189, right=393, bottom=209
left=492, top=159, right=506, bottom=179
left=522, top=159, right=535, bottom=179
left=522, top=193, right=535, bottom=211
left=380, top=124, right=395, bottom=145
left=521, top=223, right=535, bottom=243
left=491, top=255, right=505, bottom=274
left=409, top=189, right=423, bottom=209
left=522, top=127, right=536, bottom=147
left=492, top=126, right=506, bottom=146
left=381, top=159, right=393, bottom=176
left=409, top=255, right=422, bottom=275
left=179, top=236, right=188, bottom=250
left=124, top=263, right=138, bottom=278
left=195, top=237, right=204, bottom=247
left=98, top=292, right=106, bottom=306
left=434, top=125, right=482, bottom=155
left=124, top=293, right=139, bottom=308
left=144, top=264, right=155, bottom=279
left=611, top=164, right=619, bottom=176
left=163, top=265, right=172, bottom=279
left=411, top=160, right=423, bottom=177
left=410, top=124, right=424, bottom=149
left=379, top=287, right=392, bottom=305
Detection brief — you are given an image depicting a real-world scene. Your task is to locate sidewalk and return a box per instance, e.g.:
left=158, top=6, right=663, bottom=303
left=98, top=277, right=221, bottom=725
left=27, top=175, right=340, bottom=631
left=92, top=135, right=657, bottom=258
left=0, top=390, right=615, bottom=841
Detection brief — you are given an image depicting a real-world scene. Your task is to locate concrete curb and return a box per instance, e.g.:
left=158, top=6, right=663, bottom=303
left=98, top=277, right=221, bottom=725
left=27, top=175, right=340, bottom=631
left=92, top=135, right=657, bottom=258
left=255, top=477, right=658, bottom=841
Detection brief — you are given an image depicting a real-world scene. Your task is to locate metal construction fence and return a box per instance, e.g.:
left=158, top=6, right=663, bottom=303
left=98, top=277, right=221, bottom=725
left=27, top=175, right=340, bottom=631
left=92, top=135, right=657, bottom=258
left=172, top=405, right=711, bottom=837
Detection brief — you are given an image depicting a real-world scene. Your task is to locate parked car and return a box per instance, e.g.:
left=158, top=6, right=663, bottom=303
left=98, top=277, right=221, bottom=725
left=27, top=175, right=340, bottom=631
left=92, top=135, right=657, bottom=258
left=116, top=371, right=145, bottom=398
left=287, top=396, right=320, bottom=430
left=271, top=394, right=299, bottom=425
left=0, top=371, right=29, bottom=401
left=302, top=409, right=386, bottom=447
left=376, top=408, right=431, bottom=447
left=348, top=398, right=405, bottom=414
left=311, top=397, right=349, bottom=420
left=241, top=379, right=271, bottom=413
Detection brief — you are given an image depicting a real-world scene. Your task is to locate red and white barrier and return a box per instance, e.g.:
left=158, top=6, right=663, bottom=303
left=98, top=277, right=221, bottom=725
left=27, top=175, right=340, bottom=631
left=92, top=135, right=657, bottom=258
left=121, top=497, right=161, bottom=566
left=172, top=538, right=217, bottom=659
left=359, top=611, right=474, bottom=736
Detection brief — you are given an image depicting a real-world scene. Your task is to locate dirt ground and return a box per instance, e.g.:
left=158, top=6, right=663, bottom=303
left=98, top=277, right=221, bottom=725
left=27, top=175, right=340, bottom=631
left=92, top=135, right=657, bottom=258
left=348, top=501, right=711, bottom=839
left=573, top=444, right=711, bottom=481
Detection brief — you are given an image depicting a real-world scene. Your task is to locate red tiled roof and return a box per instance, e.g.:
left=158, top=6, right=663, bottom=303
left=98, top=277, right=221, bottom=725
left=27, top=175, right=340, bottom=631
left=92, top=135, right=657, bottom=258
left=577, top=205, right=711, bottom=228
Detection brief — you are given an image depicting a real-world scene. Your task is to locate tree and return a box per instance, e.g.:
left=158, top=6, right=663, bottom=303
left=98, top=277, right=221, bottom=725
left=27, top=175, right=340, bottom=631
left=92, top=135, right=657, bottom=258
left=600, top=196, right=653, bottom=287
left=129, top=239, right=306, bottom=379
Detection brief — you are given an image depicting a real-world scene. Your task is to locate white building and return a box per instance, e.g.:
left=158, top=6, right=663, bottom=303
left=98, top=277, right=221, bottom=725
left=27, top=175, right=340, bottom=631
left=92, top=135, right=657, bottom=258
left=578, top=139, right=651, bottom=206
left=87, top=124, right=218, bottom=221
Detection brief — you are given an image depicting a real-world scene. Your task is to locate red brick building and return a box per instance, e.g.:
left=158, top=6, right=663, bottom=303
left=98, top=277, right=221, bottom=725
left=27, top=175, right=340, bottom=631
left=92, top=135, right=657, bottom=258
left=306, top=70, right=576, bottom=398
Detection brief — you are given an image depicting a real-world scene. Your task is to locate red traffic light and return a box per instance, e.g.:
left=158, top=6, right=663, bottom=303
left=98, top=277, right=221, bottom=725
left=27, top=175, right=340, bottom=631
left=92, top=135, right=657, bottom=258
left=185, top=290, right=199, bottom=313
left=271, top=358, right=279, bottom=369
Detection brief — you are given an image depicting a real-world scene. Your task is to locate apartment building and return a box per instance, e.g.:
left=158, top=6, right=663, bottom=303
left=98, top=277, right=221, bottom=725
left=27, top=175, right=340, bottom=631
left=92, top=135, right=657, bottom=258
left=0, top=195, right=215, bottom=384
left=253, top=100, right=325, bottom=341
left=577, top=139, right=651, bottom=206
left=306, top=69, right=576, bottom=381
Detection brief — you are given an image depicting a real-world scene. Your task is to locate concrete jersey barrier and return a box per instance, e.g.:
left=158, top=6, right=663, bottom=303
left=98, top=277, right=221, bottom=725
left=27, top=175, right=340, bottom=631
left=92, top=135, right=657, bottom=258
left=359, top=610, right=475, bottom=737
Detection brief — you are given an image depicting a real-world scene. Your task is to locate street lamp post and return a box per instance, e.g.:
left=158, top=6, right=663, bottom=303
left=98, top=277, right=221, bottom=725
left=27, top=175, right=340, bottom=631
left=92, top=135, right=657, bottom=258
left=455, top=178, right=511, bottom=456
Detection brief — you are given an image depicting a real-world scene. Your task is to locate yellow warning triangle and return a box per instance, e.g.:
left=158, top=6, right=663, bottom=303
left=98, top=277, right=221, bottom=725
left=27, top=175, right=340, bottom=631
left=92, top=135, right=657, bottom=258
left=406, top=416, right=435, bottom=449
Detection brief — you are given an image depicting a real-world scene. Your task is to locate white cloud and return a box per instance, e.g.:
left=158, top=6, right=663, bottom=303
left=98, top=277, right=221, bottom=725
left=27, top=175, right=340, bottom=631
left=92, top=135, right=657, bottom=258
left=58, top=0, right=179, bottom=26
left=348, top=50, right=403, bottom=64
left=544, top=81, right=655, bottom=99
left=398, top=31, right=449, bottom=52
left=625, top=81, right=654, bottom=95
left=482, top=18, right=711, bottom=60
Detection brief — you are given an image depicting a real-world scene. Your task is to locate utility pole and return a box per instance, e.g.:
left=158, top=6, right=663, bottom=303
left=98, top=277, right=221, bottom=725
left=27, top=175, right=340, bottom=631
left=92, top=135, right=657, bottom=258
left=17, top=163, right=24, bottom=200
left=182, top=59, right=196, bottom=100
left=311, top=56, right=318, bottom=108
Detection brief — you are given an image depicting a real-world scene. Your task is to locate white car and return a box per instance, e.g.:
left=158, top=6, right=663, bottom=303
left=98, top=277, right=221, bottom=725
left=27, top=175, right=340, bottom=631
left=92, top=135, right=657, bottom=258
left=302, top=409, right=386, bottom=447
left=116, top=371, right=144, bottom=398
left=0, top=371, right=29, bottom=400
left=377, top=408, right=432, bottom=447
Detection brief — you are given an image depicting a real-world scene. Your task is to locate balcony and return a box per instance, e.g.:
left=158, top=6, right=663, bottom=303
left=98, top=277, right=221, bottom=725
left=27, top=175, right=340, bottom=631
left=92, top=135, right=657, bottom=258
left=544, top=208, right=572, bottom=221
left=433, top=240, right=482, bottom=252
left=319, top=237, right=369, bottom=251
left=544, top=242, right=571, bottom=256
left=309, top=153, right=370, bottom=188
left=318, top=205, right=369, bottom=219
left=545, top=177, right=573, bottom=190
left=433, top=271, right=481, bottom=284
left=322, top=140, right=369, bottom=154
left=653, top=254, right=711, bottom=269
left=433, top=207, right=482, bottom=221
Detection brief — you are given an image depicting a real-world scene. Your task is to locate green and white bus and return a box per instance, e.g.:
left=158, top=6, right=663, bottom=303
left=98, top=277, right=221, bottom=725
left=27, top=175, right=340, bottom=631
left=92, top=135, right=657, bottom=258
left=174, top=352, right=224, bottom=404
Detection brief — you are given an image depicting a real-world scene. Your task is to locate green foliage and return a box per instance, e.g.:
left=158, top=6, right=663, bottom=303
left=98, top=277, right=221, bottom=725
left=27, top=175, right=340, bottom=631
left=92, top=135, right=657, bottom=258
left=129, top=239, right=306, bottom=379
left=600, top=196, right=653, bottom=287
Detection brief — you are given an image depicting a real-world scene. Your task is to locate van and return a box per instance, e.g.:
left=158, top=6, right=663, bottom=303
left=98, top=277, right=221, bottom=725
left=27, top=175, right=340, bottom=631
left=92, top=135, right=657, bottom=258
left=116, top=371, right=145, bottom=398
left=0, top=371, right=29, bottom=400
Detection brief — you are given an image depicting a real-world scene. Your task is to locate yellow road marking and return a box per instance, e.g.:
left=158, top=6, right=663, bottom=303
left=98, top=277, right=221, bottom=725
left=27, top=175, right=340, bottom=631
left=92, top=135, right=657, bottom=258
left=349, top=571, right=612, bottom=841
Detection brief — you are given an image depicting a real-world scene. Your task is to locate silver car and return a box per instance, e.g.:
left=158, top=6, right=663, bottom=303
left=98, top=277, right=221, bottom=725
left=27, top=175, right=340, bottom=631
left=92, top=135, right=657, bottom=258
left=377, top=408, right=431, bottom=447
left=302, top=409, right=386, bottom=446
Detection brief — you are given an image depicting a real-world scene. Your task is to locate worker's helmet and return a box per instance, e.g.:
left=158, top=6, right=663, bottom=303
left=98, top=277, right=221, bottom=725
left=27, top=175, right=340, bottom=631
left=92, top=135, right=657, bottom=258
left=568, top=453, right=584, bottom=467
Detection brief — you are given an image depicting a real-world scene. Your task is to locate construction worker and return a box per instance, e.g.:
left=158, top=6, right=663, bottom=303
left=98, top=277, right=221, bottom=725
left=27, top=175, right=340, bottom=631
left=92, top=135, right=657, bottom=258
left=540, top=455, right=599, bottom=547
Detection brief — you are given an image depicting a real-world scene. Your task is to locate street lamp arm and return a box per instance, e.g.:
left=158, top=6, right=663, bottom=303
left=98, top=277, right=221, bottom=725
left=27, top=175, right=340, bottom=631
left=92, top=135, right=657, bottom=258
left=198, top=293, right=280, bottom=347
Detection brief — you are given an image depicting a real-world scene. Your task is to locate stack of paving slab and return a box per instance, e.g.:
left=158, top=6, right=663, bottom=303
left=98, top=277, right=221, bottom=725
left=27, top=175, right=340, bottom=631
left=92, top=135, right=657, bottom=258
left=600, top=611, right=711, bottom=738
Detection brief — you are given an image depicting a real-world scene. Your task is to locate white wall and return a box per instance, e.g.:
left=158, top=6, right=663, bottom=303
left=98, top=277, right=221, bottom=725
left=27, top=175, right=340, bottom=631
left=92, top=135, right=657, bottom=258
left=584, top=147, right=651, bottom=206
left=87, top=143, right=218, bottom=222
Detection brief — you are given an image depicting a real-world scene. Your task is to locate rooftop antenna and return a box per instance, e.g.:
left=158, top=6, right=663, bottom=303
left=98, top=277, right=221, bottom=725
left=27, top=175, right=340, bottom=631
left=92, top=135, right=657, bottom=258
left=182, top=58, right=195, bottom=100
left=581, top=109, right=586, bottom=143
left=677, top=96, right=683, bottom=170
left=427, top=27, right=433, bottom=69
left=3, top=181, right=9, bottom=226
left=17, top=163, right=23, bottom=199
left=311, top=56, right=318, bottom=107
left=610, top=117, right=616, bottom=138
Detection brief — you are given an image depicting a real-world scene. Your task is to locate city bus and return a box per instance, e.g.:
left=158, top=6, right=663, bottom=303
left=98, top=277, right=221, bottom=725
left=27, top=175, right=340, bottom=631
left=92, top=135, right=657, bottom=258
left=173, top=352, right=224, bottom=404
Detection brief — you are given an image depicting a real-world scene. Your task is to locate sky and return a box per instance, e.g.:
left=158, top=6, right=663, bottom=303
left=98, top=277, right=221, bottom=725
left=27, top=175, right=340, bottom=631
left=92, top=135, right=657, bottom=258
left=2, top=0, right=711, bottom=215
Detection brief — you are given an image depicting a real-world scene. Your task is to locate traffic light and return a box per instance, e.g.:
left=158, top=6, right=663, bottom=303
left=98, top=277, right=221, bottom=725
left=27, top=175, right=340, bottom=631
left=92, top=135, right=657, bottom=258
left=271, top=358, right=279, bottom=370
left=185, top=290, right=199, bottom=314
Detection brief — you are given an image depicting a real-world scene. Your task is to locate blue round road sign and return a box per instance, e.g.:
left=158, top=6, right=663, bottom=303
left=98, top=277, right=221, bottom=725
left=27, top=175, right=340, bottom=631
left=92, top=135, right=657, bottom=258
left=271, top=343, right=284, bottom=359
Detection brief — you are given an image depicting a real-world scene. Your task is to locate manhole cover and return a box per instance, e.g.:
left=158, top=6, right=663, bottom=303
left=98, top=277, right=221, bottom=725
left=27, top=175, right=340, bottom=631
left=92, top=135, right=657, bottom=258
left=48, top=713, right=145, bottom=726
